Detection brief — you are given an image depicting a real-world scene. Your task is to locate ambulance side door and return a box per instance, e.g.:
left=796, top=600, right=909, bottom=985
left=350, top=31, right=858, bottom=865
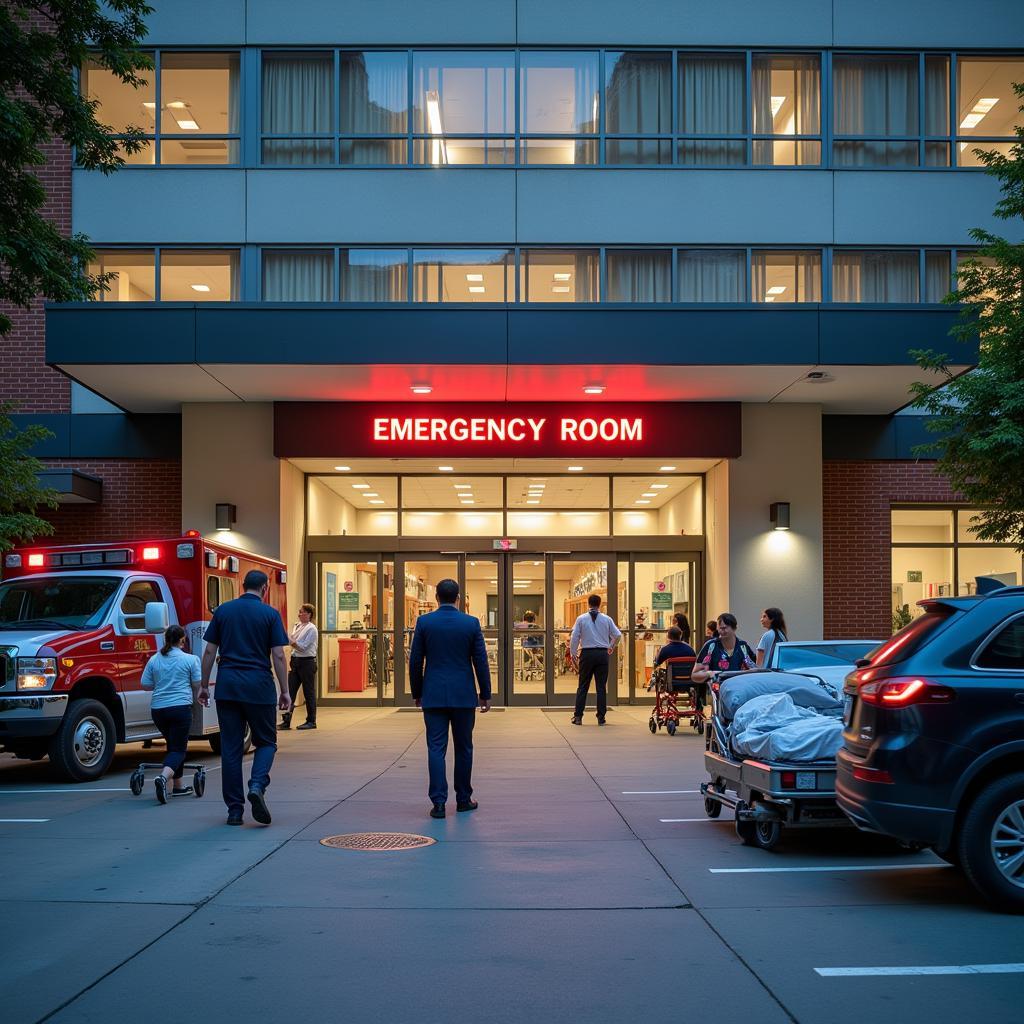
left=114, top=577, right=173, bottom=729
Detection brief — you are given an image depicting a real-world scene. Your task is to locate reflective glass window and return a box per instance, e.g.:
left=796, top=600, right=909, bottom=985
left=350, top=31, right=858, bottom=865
left=520, top=52, right=599, bottom=135
left=340, top=51, right=408, bottom=133
left=605, top=52, right=671, bottom=135
left=339, top=249, right=408, bottom=302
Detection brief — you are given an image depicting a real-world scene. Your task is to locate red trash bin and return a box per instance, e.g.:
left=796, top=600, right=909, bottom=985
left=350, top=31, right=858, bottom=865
left=337, top=637, right=369, bottom=692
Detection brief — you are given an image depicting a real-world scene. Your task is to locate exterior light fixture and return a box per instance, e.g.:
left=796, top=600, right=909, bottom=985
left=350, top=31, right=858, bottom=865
left=567, top=466, right=583, bottom=472
left=583, top=385, right=605, bottom=395
left=215, top=503, right=236, bottom=532
left=770, top=502, right=791, bottom=531
left=334, top=465, right=351, bottom=471
left=411, top=385, right=432, bottom=394
left=659, top=466, right=676, bottom=472
left=438, top=465, right=454, bottom=472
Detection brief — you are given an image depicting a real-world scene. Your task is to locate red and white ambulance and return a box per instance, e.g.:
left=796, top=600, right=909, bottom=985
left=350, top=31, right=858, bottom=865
left=0, top=533, right=287, bottom=781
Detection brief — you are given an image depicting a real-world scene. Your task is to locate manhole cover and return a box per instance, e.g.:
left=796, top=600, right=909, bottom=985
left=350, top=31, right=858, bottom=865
left=320, top=832, right=437, bottom=852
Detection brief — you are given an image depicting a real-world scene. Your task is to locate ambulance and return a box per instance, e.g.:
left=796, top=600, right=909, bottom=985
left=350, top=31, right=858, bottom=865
left=0, top=533, right=287, bottom=781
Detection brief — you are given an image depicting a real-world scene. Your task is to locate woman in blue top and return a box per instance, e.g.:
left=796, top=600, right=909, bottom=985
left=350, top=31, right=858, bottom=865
left=141, top=625, right=201, bottom=804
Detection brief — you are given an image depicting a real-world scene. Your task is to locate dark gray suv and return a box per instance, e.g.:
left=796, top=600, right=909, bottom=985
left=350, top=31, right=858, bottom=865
left=837, top=586, right=1024, bottom=912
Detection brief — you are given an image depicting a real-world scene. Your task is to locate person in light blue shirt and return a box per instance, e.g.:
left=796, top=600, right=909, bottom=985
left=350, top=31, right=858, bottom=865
left=141, top=624, right=201, bottom=803
left=569, top=594, right=622, bottom=726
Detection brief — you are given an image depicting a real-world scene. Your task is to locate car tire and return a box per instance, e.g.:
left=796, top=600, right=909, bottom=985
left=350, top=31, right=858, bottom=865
left=47, top=699, right=116, bottom=782
left=958, top=772, right=1024, bottom=913
left=208, top=724, right=253, bottom=756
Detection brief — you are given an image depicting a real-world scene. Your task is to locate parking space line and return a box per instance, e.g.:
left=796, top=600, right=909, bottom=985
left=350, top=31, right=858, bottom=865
left=0, top=788, right=129, bottom=794
left=709, top=863, right=949, bottom=874
left=815, top=963, right=1024, bottom=977
left=660, top=817, right=721, bottom=822
left=623, top=789, right=701, bottom=794
left=0, top=818, right=50, bottom=823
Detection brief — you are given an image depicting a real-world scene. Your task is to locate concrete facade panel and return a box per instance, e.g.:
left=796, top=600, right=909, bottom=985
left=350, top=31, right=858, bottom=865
left=72, top=170, right=247, bottom=244
left=833, top=172, right=1010, bottom=246
left=245, top=0, right=516, bottom=44
left=245, top=170, right=516, bottom=243
left=515, top=171, right=834, bottom=244
left=833, top=0, right=1024, bottom=48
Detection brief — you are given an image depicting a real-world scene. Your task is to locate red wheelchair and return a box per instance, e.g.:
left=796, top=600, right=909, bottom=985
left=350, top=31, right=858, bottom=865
left=648, top=656, right=706, bottom=736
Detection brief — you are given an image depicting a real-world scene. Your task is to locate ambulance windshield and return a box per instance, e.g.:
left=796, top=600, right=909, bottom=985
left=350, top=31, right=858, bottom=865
left=0, top=576, right=122, bottom=630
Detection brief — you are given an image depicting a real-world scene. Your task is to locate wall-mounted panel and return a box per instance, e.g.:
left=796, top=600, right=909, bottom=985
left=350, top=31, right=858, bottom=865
left=818, top=307, right=970, bottom=364
left=246, top=170, right=516, bottom=243
left=245, top=0, right=516, bottom=44
left=72, top=170, right=247, bottom=243
left=834, top=0, right=1024, bottom=47
left=141, top=0, right=245, bottom=45
left=515, top=170, right=834, bottom=244
left=833, top=172, right=1007, bottom=246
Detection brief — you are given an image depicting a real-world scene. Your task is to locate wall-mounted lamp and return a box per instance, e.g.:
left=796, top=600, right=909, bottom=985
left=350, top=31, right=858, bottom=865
left=770, top=502, right=791, bottom=531
left=215, top=503, right=236, bottom=532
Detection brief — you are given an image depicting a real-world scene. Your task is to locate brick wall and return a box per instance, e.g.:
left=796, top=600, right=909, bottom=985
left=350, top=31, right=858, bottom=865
left=39, top=460, right=181, bottom=544
left=823, top=461, right=959, bottom=639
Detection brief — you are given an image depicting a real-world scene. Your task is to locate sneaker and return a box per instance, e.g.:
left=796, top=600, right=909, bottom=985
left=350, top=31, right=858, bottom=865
left=226, top=812, right=243, bottom=826
left=247, top=786, right=272, bottom=825
left=296, top=721, right=317, bottom=730
left=171, top=785, right=194, bottom=797
left=570, top=716, right=582, bottom=726
left=154, top=776, right=168, bottom=804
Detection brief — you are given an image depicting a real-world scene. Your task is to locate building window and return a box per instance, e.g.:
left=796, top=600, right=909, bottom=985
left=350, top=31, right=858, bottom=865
left=160, top=250, right=239, bottom=301
left=752, top=54, right=821, bottom=166
left=339, top=51, right=408, bottom=164
left=956, top=56, right=1024, bottom=166
left=677, top=53, right=746, bottom=165
left=81, top=54, right=156, bottom=164
left=606, top=250, right=671, bottom=302
left=604, top=51, right=672, bottom=165
left=520, top=249, right=600, bottom=302
left=262, top=249, right=334, bottom=301
left=87, top=250, right=156, bottom=301
left=412, top=249, right=513, bottom=302
left=339, top=249, right=408, bottom=302
left=925, top=250, right=953, bottom=302
left=832, top=250, right=920, bottom=303
left=261, top=52, right=334, bottom=165
left=891, top=507, right=1023, bottom=628
left=520, top=51, right=599, bottom=165
left=677, top=249, right=745, bottom=302
left=751, top=251, right=821, bottom=302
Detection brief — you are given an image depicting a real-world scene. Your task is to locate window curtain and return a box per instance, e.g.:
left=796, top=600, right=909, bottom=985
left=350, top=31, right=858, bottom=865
left=925, top=251, right=952, bottom=302
left=605, top=53, right=670, bottom=134
left=606, top=251, right=671, bottom=302
left=262, top=251, right=333, bottom=302
left=677, top=250, right=744, bottom=302
left=340, top=250, right=408, bottom=302
left=340, top=52, right=407, bottom=164
left=833, top=55, right=918, bottom=166
left=678, top=54, right=744, bottom=164
left=751, top=252, right=821, bottom=302
left=832, top=251, right=919, bottom=303
left=262, top=54, right=333, bottom=164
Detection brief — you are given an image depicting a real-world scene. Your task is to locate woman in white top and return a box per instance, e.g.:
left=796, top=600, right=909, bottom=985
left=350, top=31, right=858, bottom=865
left=140, top=625, right=201, bottom=803
left=282, top=603, right=319, bottom=731
left=756, top=607, right=789, bottom=668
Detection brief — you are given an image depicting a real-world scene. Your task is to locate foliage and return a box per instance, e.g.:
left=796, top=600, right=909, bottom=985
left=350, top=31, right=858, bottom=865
left=910, top=83, right=1024, bottom=551
left=892, top=604, right=913, bottom=635
left=0, top=402, right=58, bottom=552
left=0, top=1, right=152, bottom=335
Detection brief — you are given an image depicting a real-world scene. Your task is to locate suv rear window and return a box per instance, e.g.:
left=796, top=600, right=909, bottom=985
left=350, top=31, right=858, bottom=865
left=867, top=606, right=956, bottom=666
left=976, top=615, right=1024, bottom=670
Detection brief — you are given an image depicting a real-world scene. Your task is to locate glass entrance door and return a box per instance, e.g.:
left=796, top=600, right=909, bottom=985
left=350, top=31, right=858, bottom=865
left=396, top=556, right=459, bottom=703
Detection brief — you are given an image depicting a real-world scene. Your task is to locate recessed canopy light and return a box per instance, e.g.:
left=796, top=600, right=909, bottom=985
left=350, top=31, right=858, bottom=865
left=635, top=500, right=651, bottom=505
left=190, top=283, right=210, bottom=293
left=411, top=385, right=432, bottom=394
left=438, top=466, right=454, bottom=472
left=659, top=466, right=676, bottom=472
left=468, top=286, right=486, bottom=294
left=333, top=465, right=351, bottom=472
left=352, top=484, right=370, bottom=489
left=466, top=273, right=484, bottom=282
left=583, top=385, right=605, bottom=395
left=567, top=466, right=583, bottom=472
left=553, top=273, right=572, bottom=281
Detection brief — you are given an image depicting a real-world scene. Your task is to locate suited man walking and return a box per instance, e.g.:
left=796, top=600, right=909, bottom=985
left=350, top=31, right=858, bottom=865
left=409, top=578, right=492, bottom=819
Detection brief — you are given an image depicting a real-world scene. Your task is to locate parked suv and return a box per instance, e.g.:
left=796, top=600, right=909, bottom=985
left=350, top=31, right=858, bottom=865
left=836, top=587, right=1024, bottom=912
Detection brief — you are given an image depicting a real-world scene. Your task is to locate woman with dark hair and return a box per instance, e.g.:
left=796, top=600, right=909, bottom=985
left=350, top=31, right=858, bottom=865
left=141, top=624, right=202, bottom=803
left=691, top=613, right=756, bottom=685
left=705, top=620, right=718, bottom=641
left=672, top=612, right=692, bottom=645
left=756, top=607, right=789, bottom=667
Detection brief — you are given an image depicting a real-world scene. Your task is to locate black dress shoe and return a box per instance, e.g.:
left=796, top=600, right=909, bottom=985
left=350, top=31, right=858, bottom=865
left=296, top=721, right=317, bottom=730
left=280, top=716, right=291, bottom=730
left=457, top=800, right=478, bottom=812
left=247, top=787, right=272, bottom=825
left=570, top=716, right=582, bottom=725
left=597, top=718, right=607, bottom=726
left=226, top=812, right=243, bottom=826
left=429, top=803, right=446, bottom=819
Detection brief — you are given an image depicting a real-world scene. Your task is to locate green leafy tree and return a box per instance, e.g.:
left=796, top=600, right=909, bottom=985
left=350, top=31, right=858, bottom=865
left=0, top=1, right=152, bottom=336
left=0, top=403, right=58, bottom=552
left=910, top=83, right=1024, bottom=550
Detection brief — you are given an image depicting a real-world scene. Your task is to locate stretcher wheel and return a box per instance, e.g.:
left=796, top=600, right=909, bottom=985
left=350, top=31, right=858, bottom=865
left=752, top=820, right=782, bottom=851
left=648, top=717, right=657, bottom=734
left=704, top=796, right=722, bottom=819
left=193, top=769, right=206, bottom=798
left=129, top=770, right=145, bottom=796
left=666, top=720, right=677, bottom=736
left=734, top=800, right=757, bottom=844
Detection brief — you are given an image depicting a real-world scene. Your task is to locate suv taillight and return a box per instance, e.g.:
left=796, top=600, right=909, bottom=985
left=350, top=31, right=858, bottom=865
left=858, top=677, right=956, bottom=707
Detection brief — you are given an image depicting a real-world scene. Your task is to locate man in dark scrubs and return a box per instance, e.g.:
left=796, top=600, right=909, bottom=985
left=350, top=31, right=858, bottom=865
left=199, top=570, right=291, bottom=826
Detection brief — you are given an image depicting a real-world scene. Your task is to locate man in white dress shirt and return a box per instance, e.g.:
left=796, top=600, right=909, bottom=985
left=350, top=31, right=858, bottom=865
left=569, top=594, right=622, bottom=726
left=282, top=603, right=319, bottom=731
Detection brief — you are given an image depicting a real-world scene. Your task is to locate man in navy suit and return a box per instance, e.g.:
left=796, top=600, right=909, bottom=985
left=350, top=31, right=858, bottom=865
left=409, top=578, right=492, bottom=819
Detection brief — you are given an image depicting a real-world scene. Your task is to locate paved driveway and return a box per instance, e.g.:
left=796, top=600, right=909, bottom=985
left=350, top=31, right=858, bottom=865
left=2, top=707, right=1022, bottom=1024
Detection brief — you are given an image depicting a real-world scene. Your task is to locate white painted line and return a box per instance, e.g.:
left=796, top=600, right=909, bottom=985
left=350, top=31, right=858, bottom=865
left=0, top=788, right=128, bottom=794
left=660, top=818, right=722, bottom=823
left=816, top=963, right=1024, bottom=978
left=623, top=789, right=701, bottom=794
left=0, top=818, right=49, bottom=823
left=709, top=863, right=949, bottom=875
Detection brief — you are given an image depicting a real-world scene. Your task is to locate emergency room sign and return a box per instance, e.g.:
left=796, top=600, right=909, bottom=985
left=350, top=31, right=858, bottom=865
left=274, top=403, right=741, bottom=459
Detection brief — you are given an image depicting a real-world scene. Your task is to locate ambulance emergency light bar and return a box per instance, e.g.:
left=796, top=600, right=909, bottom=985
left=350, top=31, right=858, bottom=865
left=6, top=542, right=194, bottom=570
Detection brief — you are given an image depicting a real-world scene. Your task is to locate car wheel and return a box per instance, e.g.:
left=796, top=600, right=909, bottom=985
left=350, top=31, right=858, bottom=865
left=958, top=772, right=1024, bottom=913
left=47, top=699, right=116, bottom=782
left=208, top=724, right=253, bottom=756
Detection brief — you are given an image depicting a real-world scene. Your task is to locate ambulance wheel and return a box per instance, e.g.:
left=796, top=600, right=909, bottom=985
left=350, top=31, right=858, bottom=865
left=752, top=819, right=782, bottom=851
left=666, top=720, right=677, bottom=736
left=193, top=770, right=206, bottom=798
left=734, top=800, right=757, bottom=845
left=129, top=770, right=145, bottom=796
left=648, top=717, right=657, bottom=734
left=704, top=797, right=722, bottom=818
left=48, top=699, right=116, bottom=782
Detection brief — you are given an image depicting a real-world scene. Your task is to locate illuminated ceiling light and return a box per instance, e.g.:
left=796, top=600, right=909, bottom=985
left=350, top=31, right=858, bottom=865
left=764, top=296, right=776, bottom=302
left=770, top=95, right=786, bottom=118
left=369, top=499, right=386, bottom=505
left=527, top=499, right=541, bottom=505
left=468, top=286, right=486, bottom=293
left=352, top=483, right=370, bottom=489
left=960, top=97, right=999, bottom=130
left=659, top=466, right=676, bottom=472
left=583, top=385, right=605, bottom=395
left=410, top=385, right=432, bottom=394
left=767, top=285, right=787, bottom=295
left=533, top=561, right=541, bottom=566
left=438, top=466, right=454, bottom=472
left=552, top=286, right=571, bottom=293
left=466, top=273, right=484, bottom=282
left=363, top=492, right=378, bottom=498
left=333, top=465, right=351, bottom=471
left=650, top=483, right=668, bottom=489
left=454, top=484, right=471, bottom=489
left=426, top=89, right=447, bottom=165
left=567, top=466, right=583, bottom=472
left=553, top=273, right=572, bottom=281
left=635, top=500, right=651, bottom=505
left=166, top=100, right=200, bottom=131
left=461, top=499, right=475, bottom=505
left=642, top=492, right=656, bottom=498
left=190, top=283, right=210, bottom=292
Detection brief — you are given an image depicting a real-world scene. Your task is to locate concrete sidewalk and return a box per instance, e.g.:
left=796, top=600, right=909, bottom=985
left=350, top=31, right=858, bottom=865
left=2, top=707, right=1022, bottom=1024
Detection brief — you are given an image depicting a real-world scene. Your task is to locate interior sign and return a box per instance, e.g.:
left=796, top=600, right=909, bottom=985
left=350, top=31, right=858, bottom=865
left=373, top=416, right=643, bottom=444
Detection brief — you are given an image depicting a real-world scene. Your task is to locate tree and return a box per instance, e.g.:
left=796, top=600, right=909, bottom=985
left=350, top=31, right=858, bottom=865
left=0, top=402, right=58, bottom=552
left=910, top=83, right=1024, bottom=550
left=0, top=1, right=152, bottom=336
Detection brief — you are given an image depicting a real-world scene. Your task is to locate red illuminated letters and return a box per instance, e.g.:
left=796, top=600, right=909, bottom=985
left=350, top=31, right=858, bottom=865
left=372, top=415, right=642, bottom=447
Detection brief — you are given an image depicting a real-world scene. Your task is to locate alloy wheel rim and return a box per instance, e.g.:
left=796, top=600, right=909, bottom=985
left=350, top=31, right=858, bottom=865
left=990, top=799, right=1024, bottom=888
left=73, top=716, right=106, bottom=767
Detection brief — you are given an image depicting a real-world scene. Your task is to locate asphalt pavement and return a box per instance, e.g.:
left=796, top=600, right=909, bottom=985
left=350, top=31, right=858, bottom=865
left=1, top=706, right=1022, bottom=1024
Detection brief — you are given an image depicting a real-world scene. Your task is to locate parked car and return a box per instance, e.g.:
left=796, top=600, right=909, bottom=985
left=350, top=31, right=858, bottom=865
left=767, top=640, right=882, bottom=689
left=836, top=587, right=1024, bottom=911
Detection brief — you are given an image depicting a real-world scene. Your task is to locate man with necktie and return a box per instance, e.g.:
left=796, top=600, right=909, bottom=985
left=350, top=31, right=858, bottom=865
left=569, top=594, right=622, bottom=726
